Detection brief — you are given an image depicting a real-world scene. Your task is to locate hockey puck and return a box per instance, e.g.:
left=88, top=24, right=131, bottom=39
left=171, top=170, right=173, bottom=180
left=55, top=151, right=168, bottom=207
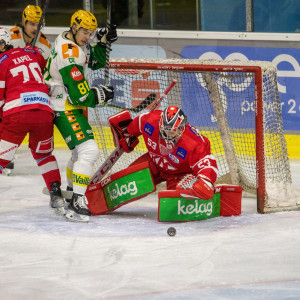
left=167, top=227, right=176, bottom=236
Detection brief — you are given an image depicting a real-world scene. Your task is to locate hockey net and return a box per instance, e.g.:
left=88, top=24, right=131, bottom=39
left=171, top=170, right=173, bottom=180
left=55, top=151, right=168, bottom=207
left=86, top=58, right=300, bottom=214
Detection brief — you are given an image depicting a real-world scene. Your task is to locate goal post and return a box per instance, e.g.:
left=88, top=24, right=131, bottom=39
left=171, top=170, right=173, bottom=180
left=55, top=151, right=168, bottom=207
left=86, top=58, right=300, bottom=214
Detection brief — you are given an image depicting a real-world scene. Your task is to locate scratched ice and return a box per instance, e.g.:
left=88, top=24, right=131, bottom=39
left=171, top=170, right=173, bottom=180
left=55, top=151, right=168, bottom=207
left=0, top=145, right=299, bottom=300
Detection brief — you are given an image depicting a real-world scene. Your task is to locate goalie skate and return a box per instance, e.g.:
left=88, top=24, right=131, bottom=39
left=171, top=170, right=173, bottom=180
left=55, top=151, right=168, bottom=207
left=66, top=193, right=91, bottom=223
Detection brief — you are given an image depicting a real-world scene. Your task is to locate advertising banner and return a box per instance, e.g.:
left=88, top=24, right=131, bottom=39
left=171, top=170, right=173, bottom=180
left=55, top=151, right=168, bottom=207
left=181, top=45, right=300, bottom=131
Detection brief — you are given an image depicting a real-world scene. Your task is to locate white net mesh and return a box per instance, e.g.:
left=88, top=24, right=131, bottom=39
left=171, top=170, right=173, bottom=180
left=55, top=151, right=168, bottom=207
left=86, top=58, right=300, bottom=213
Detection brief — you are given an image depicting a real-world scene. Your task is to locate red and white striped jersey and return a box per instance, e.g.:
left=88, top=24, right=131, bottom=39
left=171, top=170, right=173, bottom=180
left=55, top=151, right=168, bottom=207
left=0, top=47, right=52, bottom=117
left=127, top=110, right=219, bottom=184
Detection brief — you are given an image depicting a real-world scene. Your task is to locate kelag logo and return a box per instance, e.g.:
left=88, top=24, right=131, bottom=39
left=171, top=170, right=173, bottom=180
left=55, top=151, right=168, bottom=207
left=181, top=45, right=300, bottom=131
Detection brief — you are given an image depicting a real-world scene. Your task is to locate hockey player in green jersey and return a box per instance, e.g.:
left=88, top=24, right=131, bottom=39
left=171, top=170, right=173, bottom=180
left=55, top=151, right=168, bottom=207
left=44, top=9, right=117, bottom=222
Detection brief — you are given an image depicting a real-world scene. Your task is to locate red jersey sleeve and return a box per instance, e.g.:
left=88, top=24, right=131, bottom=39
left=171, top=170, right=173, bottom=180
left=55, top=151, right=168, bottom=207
left=127, top=112, right=148, bottom=137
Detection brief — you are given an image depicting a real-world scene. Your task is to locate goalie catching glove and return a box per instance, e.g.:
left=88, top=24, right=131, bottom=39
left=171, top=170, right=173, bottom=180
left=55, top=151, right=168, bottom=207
left=96, top=24, right=118, bottom=48
left=92, top=84, right=114, bottom=105
left=176, top=174, right=214, bottom=200
left=108, top=109, right=139, bottom=153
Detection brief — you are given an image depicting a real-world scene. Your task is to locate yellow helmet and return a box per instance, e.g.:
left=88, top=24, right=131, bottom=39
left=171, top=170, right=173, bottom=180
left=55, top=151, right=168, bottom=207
left=70, top=10, right=97, bottom=31
left=22, top=5, right=43, bottom=24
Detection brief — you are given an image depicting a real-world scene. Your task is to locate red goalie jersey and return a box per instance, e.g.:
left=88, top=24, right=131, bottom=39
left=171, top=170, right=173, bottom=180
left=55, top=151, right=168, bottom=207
left=0, top=47, right=51, bottom=117
left=126, top=110, right=219, bottom=187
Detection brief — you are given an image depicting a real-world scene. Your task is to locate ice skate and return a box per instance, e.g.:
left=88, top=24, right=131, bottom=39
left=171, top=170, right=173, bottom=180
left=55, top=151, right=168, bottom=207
left=49, top=181, right=66, bottom=215
left=2, top=161, right=14, bottom=176
left=65, top=186, right=73, bottom=203
left=66, top=193, right=91, bottom=223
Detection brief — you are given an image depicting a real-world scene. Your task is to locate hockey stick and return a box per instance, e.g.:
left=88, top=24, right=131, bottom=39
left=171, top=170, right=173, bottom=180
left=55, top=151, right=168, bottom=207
left=43, top=149, right=125, bottom=196
left=42, top=92, right=158, bottom=196
left=104, top=0, right=111, bottom=85
left=103, top=93, right=157, bottom=113
left=31, top=0, right=50, bottom=47
left=89, top=79, right=177, bottom=185
left=149, top=79, right=177, bottom=111
left=42, top=81, right=176, bottom=196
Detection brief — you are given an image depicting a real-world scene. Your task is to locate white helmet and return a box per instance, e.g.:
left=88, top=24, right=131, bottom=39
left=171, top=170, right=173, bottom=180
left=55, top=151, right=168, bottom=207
left=0, top=27, right=12, bottom=47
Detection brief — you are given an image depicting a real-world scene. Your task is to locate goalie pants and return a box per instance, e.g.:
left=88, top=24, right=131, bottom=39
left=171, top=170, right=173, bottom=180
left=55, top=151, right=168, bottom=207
left=0, top=110, right=61, bottom=190
left=129, top=152, right=186, bottom=190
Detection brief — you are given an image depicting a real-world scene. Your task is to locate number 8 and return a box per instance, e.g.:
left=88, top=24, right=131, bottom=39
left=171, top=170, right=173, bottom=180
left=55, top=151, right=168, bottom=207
left=78, top=81, right=90, bottom=95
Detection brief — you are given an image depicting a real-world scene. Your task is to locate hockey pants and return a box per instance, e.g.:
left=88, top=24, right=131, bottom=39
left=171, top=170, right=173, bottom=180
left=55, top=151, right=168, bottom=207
left=0, top=110, right=61, bottom=189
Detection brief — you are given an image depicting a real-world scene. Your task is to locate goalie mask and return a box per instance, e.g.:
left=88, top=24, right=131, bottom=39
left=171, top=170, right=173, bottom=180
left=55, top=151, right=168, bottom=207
left=159, top=106, right=187, bottom=144
left=0, top=27, right=13, bottom=52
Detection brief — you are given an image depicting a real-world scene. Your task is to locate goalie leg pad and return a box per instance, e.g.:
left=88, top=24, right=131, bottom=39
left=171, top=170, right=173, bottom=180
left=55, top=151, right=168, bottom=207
left=158, top=185, right=242, bottom=222
left=216, top=185, right=242, bottom=216
left=158, top=190, right=221, bottom=222
left=86, top=162, right=156, bottom=215
left=129, top=153, right=167, bottom=186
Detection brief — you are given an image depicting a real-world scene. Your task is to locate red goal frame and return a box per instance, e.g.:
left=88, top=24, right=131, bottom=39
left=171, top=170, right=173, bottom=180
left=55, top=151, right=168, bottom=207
left=109, top=61, right=265, bottom=212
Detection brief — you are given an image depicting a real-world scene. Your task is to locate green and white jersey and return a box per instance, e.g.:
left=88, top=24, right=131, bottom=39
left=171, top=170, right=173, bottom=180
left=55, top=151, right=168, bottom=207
left=44, top=31, right=106, bottom=112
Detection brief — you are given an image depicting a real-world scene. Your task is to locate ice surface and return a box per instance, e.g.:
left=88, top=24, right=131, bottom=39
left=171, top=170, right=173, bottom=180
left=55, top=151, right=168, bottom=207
left=0, top=146, right=299, bottom=300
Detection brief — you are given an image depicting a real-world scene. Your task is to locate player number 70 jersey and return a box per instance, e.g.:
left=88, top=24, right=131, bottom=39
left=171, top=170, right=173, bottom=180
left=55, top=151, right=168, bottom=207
left=0, top=47, right=51, bottom=117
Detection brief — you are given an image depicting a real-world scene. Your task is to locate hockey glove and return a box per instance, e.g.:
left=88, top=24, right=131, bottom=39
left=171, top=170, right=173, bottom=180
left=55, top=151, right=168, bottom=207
left=91, top=84, right=114, bottom=105
left=112, top=119, right=139, bottom=153
left=176, top=174, right=214, bottom=199
left=96, top=24, right=118, bottom=48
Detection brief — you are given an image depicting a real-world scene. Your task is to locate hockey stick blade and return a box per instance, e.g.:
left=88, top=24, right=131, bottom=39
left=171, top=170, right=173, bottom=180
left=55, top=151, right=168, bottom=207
left=130, top=93, right=157, bottom=113
left=103, top=93, right=157, bottom=113
left=42, top=187, right=73, bottom=199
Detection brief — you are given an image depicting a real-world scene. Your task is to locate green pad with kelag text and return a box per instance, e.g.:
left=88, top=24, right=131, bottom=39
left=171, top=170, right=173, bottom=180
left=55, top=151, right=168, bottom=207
left=158, top=190, right=221, bottom=222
